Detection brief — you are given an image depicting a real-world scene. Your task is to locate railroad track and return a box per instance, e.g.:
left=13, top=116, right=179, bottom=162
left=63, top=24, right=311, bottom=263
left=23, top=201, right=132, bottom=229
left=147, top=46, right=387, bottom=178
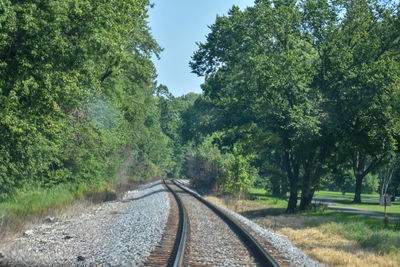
left=147, top=179, right=280, bottom=266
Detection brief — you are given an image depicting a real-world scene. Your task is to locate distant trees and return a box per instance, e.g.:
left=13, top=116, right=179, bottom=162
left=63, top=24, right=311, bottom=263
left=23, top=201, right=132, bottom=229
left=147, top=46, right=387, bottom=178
left=189, top=0, right=400, bottom=211
left=156, top=87, right=199, bottom=177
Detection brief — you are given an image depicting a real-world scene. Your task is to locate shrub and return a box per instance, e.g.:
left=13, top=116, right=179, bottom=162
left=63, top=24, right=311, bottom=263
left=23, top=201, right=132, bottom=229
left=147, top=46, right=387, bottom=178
left=187, top=135, right=225, bottom=194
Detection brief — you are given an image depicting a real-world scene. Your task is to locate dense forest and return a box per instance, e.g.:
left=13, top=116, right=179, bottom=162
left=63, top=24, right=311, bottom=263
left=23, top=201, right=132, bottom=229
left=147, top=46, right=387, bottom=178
left=1, top=0, right=400, bottom=216
left=0, top=0, right=176, bottom=209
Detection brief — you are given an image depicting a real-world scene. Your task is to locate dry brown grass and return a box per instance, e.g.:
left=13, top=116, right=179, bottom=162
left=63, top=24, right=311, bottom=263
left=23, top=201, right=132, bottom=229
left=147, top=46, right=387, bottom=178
left=206, top=195, right=399, bottom=267
left=280, top=227, right=398, bottom=267
left=206, top=196, right=269, bottom=213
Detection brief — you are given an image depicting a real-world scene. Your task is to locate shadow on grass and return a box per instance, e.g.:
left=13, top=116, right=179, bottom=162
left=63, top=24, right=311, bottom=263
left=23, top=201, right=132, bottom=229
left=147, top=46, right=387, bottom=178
left=248, top=192, right=283, bottom=201
left=240, top=207, right=286, bottom=218
left=249, top=192, right=272, bottom=198
left=304, top=211, right=396, bottom=229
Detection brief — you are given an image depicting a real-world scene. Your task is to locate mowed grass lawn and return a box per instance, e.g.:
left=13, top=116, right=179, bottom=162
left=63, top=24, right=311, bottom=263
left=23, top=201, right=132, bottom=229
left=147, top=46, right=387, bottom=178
left=330, top=200, right=400, bottom=216
left=250, top=187, right=400, bottom=216
left=314, top=190, right=380, bottom=200
left=315, top=190, right=400, bottom=217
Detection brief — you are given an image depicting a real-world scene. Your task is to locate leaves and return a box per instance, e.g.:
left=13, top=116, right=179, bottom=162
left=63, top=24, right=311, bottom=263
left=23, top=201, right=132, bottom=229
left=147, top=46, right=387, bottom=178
left=0, top=0, right=169, bottom=200
left=189, top=0, right=400, bottom=209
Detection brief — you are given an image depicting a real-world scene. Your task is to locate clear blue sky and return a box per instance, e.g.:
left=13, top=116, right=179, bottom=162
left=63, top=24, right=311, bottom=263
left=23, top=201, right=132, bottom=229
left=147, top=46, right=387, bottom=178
left=148, top=0, right=255, bottom=96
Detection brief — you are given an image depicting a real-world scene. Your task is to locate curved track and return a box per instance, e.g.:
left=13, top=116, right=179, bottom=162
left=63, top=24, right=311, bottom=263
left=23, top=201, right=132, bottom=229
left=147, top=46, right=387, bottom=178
left=163, top=179, right=188, bottom=267
left=163, top=179, right=279, bottom=267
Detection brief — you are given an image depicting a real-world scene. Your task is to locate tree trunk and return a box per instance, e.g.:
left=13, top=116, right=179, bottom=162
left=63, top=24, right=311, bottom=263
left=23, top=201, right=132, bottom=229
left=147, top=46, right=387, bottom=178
left=281, top=174, right=288, bottom=200
left=352, top=153, right=382, bottom=203
left=271, top=176, right=281, bottom=197
left=287, top=180, right=298, bottom=213
left=353, top=173, right=363, bottom=203
left=299, top=164, right=311, bottom=211
left=300, top=175, right=316, bottom=211
left=300, top=161, right=323, bottom=210
left=284, top=150, right=299, bottom=213
left=352, top=153, right=365, bottom=204
left=300, top=188, right=315, bottom=211
left=299, top=166, right=319, bottom=211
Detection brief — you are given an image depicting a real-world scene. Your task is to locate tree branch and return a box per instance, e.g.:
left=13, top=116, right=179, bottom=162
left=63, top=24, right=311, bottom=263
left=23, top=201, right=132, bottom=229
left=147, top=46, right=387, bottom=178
left=100, top=68, right=113, bottom=82
left=361, top=155, right=383, bottom=178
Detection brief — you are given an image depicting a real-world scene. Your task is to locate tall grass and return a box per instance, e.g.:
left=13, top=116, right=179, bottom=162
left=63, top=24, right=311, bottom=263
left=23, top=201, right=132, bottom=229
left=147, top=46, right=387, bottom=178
left=320, top=220, right=400, bottom=254
left=0, top=181, right=117, bottom=220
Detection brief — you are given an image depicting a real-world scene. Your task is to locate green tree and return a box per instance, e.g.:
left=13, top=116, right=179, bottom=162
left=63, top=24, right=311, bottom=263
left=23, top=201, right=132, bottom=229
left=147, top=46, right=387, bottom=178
left=186, top=134, right=225, bottom=194
left=0, top=0, right=170, bottom=200
left=155, top=87, right=199, bottom=176
left=303, top=0, right=400, bottom=203
left=191, top=0, right=324, bottom=212
left=220, top=148, right=257, bottom=199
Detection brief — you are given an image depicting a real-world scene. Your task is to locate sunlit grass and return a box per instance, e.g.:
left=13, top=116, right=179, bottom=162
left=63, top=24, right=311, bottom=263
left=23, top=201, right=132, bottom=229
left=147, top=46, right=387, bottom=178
left=0, top=185, right=76, bottom=219
left=314, top=190, right=380, bottom=200
left=0, top=182, right=116, bottom=220
left=209, top=190, right=400, bottom=266
left=330, top=200, right=400, bottom=216
left=280, top=225, right=400, bottom=266
left=249, top=187, right=268, bottom=195
left=306, top=213, right=400, bottom=257
left=251, top=187, right=381, bottom=200
left=250, top=187, right=400, bottom=215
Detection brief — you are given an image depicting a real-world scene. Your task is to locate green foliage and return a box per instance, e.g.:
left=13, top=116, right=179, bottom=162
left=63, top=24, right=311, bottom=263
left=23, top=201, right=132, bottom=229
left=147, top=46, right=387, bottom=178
left=219, top=148, right=257, bottom=198
left=188, top=0, right=400, bottom=211
left=185, top=133, right=258, bottom=197
left=302, top=0, right=400, bottom=203
left=363, top=173, right=380, bottom=194
left=0, top=0, right=174, bottom=212
left=186, top=134, right=225, bottom=194
left=323, top=170, right=379, bottom=194
left=156, top=89, right=200, bottom=177
left=180, top=95, right=220, bottom=145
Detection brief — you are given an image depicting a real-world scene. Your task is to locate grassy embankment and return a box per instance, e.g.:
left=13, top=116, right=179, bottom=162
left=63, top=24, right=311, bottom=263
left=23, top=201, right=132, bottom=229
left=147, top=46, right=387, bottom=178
left=0, top=181, right=115, bottom=222
left=0, top=152, right=154, bottom=239
left=207, top=187, right=400, bottom=266
left=0, top=165, right=120, bottom=239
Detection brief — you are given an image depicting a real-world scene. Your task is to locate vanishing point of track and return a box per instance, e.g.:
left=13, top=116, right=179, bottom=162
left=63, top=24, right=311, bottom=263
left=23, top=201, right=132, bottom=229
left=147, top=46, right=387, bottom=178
left=159, top=179, right=280, bottom=267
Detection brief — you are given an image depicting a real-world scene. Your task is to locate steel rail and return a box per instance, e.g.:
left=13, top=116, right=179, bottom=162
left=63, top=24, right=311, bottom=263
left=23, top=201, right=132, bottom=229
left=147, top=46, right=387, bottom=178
left=163, top=179, right=187, bottom=267
left=172, top=179, right=280, bottom=267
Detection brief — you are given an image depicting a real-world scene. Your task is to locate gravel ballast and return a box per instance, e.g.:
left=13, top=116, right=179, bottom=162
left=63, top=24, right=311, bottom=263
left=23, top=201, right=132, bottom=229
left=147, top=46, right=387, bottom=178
left=1, top=179, right=325, bottom=267
left=176, top=180, right=325, bottom=267
left=0, top=180, right=170, bottom=266
left=173, top=184, right=258, bottom=266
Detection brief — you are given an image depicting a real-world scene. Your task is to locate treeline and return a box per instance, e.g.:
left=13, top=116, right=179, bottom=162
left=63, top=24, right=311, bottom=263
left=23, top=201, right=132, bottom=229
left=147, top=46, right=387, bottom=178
left=173, top=0, right=400, bottom=213
left=0, top=0, right=174, bottom=203
left=2, top=0, right=400, bottom=216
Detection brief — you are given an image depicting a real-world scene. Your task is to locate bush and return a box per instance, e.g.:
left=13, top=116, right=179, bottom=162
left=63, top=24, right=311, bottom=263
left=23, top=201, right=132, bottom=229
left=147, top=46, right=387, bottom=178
left=219, top=149, right=257, bottom=199
left=187, top=135, right=225, bottom=194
